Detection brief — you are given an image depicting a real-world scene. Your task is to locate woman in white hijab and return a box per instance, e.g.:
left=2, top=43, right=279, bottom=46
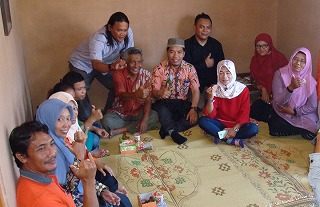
left=198, top=60, right=259, bottom=148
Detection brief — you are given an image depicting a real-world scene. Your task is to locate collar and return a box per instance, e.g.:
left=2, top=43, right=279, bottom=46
left=20, top=169, right=54, bottom=184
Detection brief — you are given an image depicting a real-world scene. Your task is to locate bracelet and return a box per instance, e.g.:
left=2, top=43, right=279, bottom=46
left=286, top=86, right=293, bottom=93
left=190, top=106, right=197, bottom=111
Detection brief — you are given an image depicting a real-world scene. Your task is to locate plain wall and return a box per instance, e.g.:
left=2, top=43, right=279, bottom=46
left=0, top=0, right=33, bottom=206
left=18, top=0, right=279, bottom=110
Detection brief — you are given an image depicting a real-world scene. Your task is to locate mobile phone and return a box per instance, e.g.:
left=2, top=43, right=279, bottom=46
left=218, top=130, right=227, bottom=139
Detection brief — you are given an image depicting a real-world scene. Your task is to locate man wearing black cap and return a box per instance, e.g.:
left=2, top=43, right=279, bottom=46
left=151, top=38, right=200, bottom=144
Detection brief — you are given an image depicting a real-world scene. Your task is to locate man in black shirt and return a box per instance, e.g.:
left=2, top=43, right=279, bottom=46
left=184, top=12, right=225, bottom=108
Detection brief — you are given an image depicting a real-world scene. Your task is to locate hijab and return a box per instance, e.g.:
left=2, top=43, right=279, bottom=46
left=250, top=33, right=288, bottom=93
left=49, top=92, right=80, bottom=143
left=279, top=47, right=316, bottom=108
left=35, top=99, right=75, bottom=185
left=215, top=60, right=246, bottom=99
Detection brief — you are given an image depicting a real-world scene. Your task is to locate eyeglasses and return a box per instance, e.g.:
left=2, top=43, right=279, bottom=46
left=292, top=57, right=306, bottom=64
left=255, top=44, right=269, bottom=49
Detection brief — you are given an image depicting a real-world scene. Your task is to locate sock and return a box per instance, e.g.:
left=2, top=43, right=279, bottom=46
left=226, top=138, right=245, bottom=148
left=214, top=137, right=220, bottom=145
left=170, top=131, right=187, bottom=145
left=159, top=127, right=168, bottom=139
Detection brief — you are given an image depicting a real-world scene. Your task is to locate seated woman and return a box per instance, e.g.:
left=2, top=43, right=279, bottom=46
left=268, top=47, right=318, bottom=140
left=198, top=60, right=259, bottom=148
left=49, top=91, right=109, bottom=158
left=36, top=99, right=132, bottom=207
left=250, top=33, right=288, bottom=122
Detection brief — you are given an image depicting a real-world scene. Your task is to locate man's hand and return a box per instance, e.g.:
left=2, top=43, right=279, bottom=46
left=158, top=87, right=171, bottom=99
left=135, top=85, right=150, bottom=99
left=95, top=128, right=109, bottom=138
left=137, top=118, right=148, bottom=133
left=186, top=109, right=198, bottom=125
left=94, top=160, right=114, bottom=176
left=205, top=53, right=214, bottom=68
left=101, top=190, right=121, bottom=206
left=70, top=152, right=97, bottom=182
left=111, top=59, right=126, bottom=71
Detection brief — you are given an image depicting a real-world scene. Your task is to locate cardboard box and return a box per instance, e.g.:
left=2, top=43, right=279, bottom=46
left=137, top=192, right=156, bottom=207
left=119, top=143, right=137, bottom=154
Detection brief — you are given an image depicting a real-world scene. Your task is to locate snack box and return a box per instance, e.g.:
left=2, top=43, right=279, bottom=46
left=137, top=192, right=156, bottom=207
left=119, top=142, right=137, bottom=154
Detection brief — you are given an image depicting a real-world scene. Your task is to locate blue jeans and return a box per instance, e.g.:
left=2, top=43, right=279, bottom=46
left=198, top=116, right=258, bottom=139
left=152, top=99, right=197, bottom=133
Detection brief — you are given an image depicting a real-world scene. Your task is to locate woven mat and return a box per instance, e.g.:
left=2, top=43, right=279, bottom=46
left=99, top=122, right=316, bottom=207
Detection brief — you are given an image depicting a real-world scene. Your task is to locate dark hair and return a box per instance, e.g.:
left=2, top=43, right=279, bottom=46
left=47, top=81, right=74, bottom=98
left=166, top=47, right=186, bottom=52
left=105, top=12, right=130, bottom=48
left=194, top=12, right=212, bottom=25
left=61, top=71, right=85, bottom=88
left=9, top=121, right=49, bottom=168
left=121, top=47, right=143, bottom=61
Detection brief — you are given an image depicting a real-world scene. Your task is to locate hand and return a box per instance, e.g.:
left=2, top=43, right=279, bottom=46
left=90, top=105, right=103, bottom=121
left=66, top=138, right=86, bottom=160
left=223, top=128, right=236, bottom=139
left=70, top=152, right=97, bottom=182
left=137, top=118, right=148, bottom=133
left=94, top=160, right=114, bottom=176
left=158, top=87, right=171, bottom=98
left=73, top=128, right=88, bottom=144
left=206, top=85, right=217, bottom=100
left=95, top=128, right=109, bottom=138
left=261, top=87, right=270, bottom=103
left=289, top=74, right=302, bottom=90
left=135, top=85, right=150, bottom=99
left=276, top=103, right=295, bottom=115
left=205, top=53, right=214, bottom=68
left=101, top=190, right=121, bottom=206
left=111, top=59, right=126, bottom=70
left=186, top=109, right=198, bottom=125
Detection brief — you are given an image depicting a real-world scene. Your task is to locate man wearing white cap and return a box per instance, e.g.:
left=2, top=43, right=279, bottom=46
left=151, top=38, right=200, bottom=144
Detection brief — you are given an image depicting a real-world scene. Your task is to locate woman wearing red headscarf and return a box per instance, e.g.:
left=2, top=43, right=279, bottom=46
left=250, top=33, right=288, bottom=122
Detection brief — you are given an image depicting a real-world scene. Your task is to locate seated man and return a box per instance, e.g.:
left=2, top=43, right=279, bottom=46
left=9, top=121, right=98, bottom=207
left=152, top=38, right=200, bottom=144
left=101, top=47, right=159, bottom=136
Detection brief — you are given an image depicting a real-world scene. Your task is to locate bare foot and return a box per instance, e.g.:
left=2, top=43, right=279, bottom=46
left=116, top=186, right=128, bottom=196
left=91, top=148, right=110, bottom=158
left=109, top=128, right=128, bottom=138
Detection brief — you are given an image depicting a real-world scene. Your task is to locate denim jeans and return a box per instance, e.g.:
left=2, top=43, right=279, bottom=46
left=152, top=99, right=197, bottom=133
left=69, top=63, right=115, bottom=121
left=198, top=116, right=258, bottom=139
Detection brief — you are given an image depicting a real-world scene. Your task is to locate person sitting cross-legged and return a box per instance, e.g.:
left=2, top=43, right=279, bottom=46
left=101, top=47, right=159, bottom=137
left=198, top=60, right=259, bottom=148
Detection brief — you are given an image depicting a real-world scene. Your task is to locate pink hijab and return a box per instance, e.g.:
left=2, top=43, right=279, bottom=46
left=279, top=47, right=316, bottom=108
left=250, top=33, right=288, bottom=94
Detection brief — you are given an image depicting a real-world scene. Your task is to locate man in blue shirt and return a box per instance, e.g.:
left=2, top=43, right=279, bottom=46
left=69, top=12, right=134, bottom=121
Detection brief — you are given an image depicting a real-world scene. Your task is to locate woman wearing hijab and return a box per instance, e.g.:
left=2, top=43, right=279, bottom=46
left=250, top=33, right=288, bottom=122
left=49, top=92, right=109, bottom=158
left=268, top=47, right=318, bottom=140
left=198, top=60, right=259, bottom=148
left=36, top=99, right=132, bottom=207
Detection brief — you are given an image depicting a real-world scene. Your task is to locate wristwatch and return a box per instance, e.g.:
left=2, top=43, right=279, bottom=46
left=233, top=127, right=239, bottom=132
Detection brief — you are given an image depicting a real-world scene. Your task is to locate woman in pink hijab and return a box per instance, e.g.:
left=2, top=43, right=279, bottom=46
left=250, top=33, right=288, bottom=122
left=268, top=47, right=318, bottom=140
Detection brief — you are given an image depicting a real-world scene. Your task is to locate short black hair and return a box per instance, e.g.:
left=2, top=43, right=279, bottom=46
left=9, top=121, right=49, bottom=168
left=194, top=12, right=212, bottom=25
left=61, top=71, right=85, bottom=88
left=105, top=12, right=130, bottom=48
left=47, top=81, right=74, bottom=98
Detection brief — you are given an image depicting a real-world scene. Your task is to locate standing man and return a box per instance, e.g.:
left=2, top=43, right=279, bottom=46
left=184, top=12, right=225, bottom=108
left=69, top=12, right=134, bottom=121
left=152, top=38, right=200, bottom=145
left=101, top=47, right=158, bottom=137
left=9, top=121, right=98, bottom=207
